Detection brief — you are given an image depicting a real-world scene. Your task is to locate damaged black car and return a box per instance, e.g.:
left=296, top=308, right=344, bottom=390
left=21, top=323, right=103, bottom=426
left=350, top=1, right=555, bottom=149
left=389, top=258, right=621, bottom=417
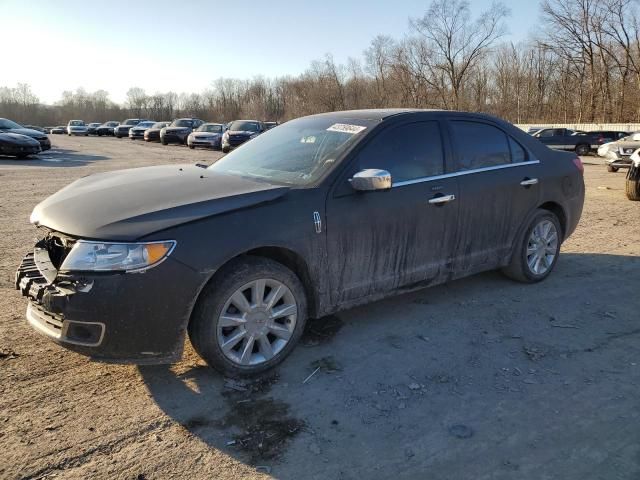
left=16, top=109, right=585, bottom=376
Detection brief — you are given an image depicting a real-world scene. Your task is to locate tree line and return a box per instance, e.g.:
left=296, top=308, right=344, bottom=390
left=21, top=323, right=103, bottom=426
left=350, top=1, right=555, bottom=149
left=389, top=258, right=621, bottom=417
left=2, top=0, right=640, bottom=126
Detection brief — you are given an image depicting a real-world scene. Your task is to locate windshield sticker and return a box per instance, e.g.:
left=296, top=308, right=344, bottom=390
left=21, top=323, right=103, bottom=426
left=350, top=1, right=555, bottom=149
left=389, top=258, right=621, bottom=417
left=300, top=136, right=317, bottom=143
left=327, top=123, right=367, bottom=135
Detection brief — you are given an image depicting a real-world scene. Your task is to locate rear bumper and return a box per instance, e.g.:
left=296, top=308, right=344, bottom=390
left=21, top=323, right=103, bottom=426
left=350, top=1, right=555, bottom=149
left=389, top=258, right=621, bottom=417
left=15, top=245, right=206, bottom=364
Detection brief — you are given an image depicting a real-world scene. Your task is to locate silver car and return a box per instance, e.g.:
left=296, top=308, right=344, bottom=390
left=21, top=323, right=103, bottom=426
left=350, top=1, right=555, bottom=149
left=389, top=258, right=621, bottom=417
left=67, top=120, right=88, bottom=136
left=598, top=132, right=640, bottom=172
left=187, top=123, right=225, bottom=150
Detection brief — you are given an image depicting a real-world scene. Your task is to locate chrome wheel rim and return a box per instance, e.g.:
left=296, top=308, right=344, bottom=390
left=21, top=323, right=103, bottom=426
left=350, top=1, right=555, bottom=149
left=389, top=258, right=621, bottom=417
left=217, top=279, right=297, bottom=366
left=526, top=219, right=558, bottom=275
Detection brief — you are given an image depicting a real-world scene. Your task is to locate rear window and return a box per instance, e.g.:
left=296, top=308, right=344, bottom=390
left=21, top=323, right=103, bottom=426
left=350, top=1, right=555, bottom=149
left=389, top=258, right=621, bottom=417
left=450, top=121, right=511, bottom=170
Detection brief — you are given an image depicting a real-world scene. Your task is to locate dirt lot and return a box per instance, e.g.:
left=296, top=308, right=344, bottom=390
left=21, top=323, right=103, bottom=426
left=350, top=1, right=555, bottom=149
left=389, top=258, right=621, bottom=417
left=1, top=136, right=639, bottom=480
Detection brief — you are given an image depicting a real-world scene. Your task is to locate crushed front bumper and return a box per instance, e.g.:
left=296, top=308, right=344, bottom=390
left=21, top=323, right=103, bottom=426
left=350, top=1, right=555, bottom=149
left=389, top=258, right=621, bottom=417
left=15, top=240, right=205, bottom=364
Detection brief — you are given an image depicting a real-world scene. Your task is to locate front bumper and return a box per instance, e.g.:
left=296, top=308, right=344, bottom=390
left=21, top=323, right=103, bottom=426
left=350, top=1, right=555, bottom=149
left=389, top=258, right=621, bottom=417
left=0, top=143, right=41, bottom=156
left=15, top=240, right=205, bottom=364
left=68, top=130, right=88, bottom=136
left=189, top=137, right=221, bottom=148
left=162, top=132, right=189, bottom=144
left=115, top=127, right=132, bottom=137
left=129, top=131, right=145, bottom=139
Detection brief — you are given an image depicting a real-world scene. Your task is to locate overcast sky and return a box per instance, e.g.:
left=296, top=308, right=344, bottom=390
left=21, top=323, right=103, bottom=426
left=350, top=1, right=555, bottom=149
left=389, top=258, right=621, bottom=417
left=1, top=0, right=540, bottom=104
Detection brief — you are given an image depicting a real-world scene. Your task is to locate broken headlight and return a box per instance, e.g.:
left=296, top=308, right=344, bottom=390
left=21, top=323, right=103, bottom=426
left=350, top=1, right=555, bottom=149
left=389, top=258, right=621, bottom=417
left=60, top=240, right=176, bottom=272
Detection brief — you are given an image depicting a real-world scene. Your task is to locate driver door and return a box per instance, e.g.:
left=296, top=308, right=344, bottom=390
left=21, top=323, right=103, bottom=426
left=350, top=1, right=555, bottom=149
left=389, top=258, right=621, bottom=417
left=325, top=120, right=460, bottom=305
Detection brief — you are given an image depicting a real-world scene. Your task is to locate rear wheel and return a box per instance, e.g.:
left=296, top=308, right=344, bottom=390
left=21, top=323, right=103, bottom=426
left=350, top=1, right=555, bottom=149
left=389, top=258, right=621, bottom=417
left=575, top=144, right=590, bottom=156
left=626, top=167, right=640, bottom=201
left=188, top=257, right=307, bottom=377
left=502, top=210, right=561, bottom=283
left=161, top=139, right=168, bottom=145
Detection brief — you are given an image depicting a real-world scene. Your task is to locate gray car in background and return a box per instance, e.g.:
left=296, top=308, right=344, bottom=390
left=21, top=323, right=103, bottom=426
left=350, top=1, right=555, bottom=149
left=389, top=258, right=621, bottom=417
left=187, top=123, right=224, bottom=149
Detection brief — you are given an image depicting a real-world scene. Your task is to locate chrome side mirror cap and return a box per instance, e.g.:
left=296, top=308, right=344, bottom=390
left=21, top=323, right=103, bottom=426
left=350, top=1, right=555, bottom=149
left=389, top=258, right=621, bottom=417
left=351, top=169, right=392, bottom=191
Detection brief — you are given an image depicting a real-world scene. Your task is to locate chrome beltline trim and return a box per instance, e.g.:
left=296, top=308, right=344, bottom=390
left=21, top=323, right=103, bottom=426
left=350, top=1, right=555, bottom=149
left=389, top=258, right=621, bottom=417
left=392, top=160, right=541, bottom=187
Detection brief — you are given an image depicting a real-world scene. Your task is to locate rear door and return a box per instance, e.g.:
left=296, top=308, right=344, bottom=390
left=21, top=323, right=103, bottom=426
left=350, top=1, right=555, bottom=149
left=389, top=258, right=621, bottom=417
left=446, top=119, right=541, bottom=275
left=326, top=120, right=459, bottom=304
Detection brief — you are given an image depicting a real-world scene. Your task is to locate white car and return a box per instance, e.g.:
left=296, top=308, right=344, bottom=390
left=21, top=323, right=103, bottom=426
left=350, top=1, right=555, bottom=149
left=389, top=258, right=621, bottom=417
left=187, top=123, right=225, bottom=150
left=67, top=120, right=88, bottom=136
left=597, top=132, right=640, bottom=172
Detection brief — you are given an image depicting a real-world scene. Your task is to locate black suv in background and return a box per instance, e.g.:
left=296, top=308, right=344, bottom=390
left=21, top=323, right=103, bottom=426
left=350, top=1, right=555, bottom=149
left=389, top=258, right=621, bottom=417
left=0, top=118, right=51, bottom=151
left=160, top=118, right=204, bottom=145
left=114, top=119, right=147, bottom=138
left=221, top=120, right=265, bottom=153
left=95, top=121, right=119, bottom=136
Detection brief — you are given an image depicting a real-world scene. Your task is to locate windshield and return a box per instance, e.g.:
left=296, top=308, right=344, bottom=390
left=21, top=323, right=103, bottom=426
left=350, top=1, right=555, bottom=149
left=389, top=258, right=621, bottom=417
left=124, top=119, right=139, bottom=125
left=171, top=119, right=193, bottom=128
left=0, top=119, right=23, bottom=129
left=137, top=121, right=155, bottom=128
left=198, top=124, right=223, bottom=133
left=208, top=116, right=376, bottom=186
left=229, top=121, right=260, bottom=132
left=69, top=120, right=85, bottom=126
left=152, top=122, right=167, bottom=128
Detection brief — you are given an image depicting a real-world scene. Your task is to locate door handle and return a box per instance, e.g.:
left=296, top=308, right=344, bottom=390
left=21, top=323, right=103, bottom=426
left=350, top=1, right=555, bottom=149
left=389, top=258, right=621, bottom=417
left=520, top=178, right=539, bottom=186
left=428, top=194, right=456, bottom=205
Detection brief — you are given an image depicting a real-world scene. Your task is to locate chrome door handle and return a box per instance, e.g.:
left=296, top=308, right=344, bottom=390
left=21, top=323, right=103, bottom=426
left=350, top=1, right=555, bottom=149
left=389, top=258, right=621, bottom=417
left=520, top=178, right=539, bottom=186
left=428, top=194, right=456, bottom=205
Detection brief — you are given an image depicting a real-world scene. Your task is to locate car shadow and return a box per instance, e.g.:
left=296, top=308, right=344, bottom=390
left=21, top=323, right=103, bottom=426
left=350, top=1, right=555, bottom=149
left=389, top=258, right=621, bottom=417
left=137, top=252, right=640, bottom=478
left=0, top=148, right=109, bottom=167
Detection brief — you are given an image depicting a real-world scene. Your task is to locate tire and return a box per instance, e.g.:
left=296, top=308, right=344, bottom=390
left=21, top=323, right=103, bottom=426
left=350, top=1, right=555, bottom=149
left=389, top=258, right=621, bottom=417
left=626, top=170, right=640, bottom=201
left=161, top=139, right=168, bottom=145
left=189, top=145, right=195, bottom=149
left=222, top=146, right=230, bottom=153
left=502, top=209, right=562, bottom=283
left=16, top=153, right=28, bottom=159
left=188, top=256, right=308, bottom=377
left=607, top=165, right=619, bottom=173
left=98, top=132, right=103, bottom=136
left=575, top=144, right=590, bottom=156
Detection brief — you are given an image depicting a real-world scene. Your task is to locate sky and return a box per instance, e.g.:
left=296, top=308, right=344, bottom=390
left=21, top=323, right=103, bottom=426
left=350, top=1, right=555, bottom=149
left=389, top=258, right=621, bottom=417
left=1, top=0, right=540, bottom=104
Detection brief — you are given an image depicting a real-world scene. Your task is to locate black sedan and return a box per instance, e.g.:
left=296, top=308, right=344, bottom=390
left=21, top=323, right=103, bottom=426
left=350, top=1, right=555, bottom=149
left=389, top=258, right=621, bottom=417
left=115, top=119, right=146, bottom=138
left=0, top=118, right=51, bottom=151
left=87, top=123, right=102, bottom=135
left=95, top=121, right=119, bottom=136
left=15, top=109, right=585, bottom=377
left=143, top=122, right=170, bottom=142
left=0, top=132, right=41, bottom=158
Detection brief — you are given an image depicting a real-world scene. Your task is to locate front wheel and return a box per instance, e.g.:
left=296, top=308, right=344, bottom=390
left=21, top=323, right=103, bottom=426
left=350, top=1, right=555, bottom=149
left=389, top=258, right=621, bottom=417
left=626, top=166, right=640, bottom=200
left=222, top=146, right=230, bottom=153
left=575, top=144, right=590, bottom=156
left=161, top=139, right=168, bottom=145
left=502, top=210, right=561, bottom=283
left=188, top=257, right=307, bottom=377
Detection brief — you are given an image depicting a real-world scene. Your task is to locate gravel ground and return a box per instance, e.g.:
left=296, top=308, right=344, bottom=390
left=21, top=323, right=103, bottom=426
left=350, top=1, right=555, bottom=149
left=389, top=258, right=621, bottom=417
left=1, top=136, right=639, bottom=480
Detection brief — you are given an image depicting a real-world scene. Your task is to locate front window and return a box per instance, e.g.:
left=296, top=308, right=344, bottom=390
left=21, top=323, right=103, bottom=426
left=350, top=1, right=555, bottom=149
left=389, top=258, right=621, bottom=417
left=198, top=124, right=223, bottom=133
left=171, top=119, right=193, bottom=128
left=69, top=120, right=85, bottom=126
left=152, top=122, right=167, bottom=129
left=137, top=121, right=155, bottom=128
left=208, top=116, right=377, bottom=186
left=229, top=121, right=260, bottom=132
left=124, top=119, right=139, bottom=125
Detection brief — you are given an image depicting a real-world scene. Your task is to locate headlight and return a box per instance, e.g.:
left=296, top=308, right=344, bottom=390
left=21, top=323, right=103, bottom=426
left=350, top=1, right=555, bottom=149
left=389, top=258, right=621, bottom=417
left=60, top=240, right=176, bottom=272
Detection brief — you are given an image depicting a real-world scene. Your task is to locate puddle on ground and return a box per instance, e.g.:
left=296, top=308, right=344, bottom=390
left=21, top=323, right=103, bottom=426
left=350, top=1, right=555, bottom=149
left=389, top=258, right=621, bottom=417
left=221, top=398, right=306, bottom=463
left=302, top=315, right=343, bottom=346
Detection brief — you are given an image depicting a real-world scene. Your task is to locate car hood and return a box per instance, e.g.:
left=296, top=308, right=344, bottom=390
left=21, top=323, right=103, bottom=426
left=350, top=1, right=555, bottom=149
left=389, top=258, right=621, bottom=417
left=612, top=140, right=640, bottom=148
left=0, top=132, right=41, bottom=145
left=192, top=132, right=220, bottom=137
left=164, top=126, right=192, bottom=132
left=1, top=127, right=47, bottom=139
left=31, top=164, right=289, bottom=241
left=228, top=130, right=256, bottom=136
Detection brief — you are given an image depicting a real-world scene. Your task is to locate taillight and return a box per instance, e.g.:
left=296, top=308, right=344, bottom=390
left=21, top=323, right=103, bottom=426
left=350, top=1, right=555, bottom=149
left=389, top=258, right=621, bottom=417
left=572, top=157, right=584, bottom=174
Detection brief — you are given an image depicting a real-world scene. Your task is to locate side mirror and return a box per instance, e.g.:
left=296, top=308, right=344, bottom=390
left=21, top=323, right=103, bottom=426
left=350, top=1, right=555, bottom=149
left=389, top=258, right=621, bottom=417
left=351, top=169, right=392, bottom=191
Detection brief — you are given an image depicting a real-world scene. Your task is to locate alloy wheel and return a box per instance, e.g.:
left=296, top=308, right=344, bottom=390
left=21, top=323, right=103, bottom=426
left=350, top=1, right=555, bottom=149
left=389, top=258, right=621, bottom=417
left=217, top=279, right=297, bottom=366
left=526, top=219, right=558, bottom=275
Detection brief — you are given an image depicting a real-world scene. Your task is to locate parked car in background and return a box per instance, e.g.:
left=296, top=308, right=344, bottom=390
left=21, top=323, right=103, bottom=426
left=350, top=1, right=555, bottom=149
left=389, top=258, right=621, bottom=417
left=221, top=120, right=265, bottom=153
left=597, top=132, right=640, bottom=172
left=50, top=126, right=67, bottom=135
left=187, top=123, right=224, bottom=149
left=115, top=119, right=146, bottom=138
left=67, top=120, right=89, bottom=136
left=264, top=121, right=279, bottom=130
left=143, top=122, right=170, bottom=142
left=44, top=126, right=56, bottom=133
left=527, top=127, right=543, bottom=135
left=627, top=149, right=640, bottom=200
left=532, top=128, right=605, bottom=155
left=22, top=125, right=47, bottom=134
left=587, top=130, right=628, bottom=144
left=87, top=123, right=102, bottom=135
left=128, top=120, right=156, bottom=140
left=95, top=121, right=119, bottom=136
left=0, top=132, right=41, bottom=158
left=160, top=118, right=204, bottom=145
left=0, top=118, right=51, bottom=150
left=15, top=109, right=584, bottom=375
